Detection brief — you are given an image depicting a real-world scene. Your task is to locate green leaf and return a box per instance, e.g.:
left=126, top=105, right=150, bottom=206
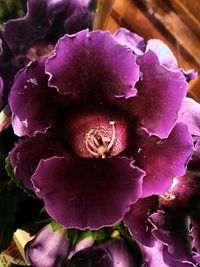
left=0, top=0, right=25, bottom=26
left=67, top=229, right=82, bottom=249
left=50, top=220, right=62, bottom=232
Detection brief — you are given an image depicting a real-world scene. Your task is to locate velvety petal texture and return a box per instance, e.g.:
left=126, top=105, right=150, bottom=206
left=134, top=123, right=193, bottom=197
left=132, top=51, right=188, bottom=138
left=9, top=59, right=60, bottom=136
left=142, top=241, right=169, bottom=267
left=31, top=156, right=144, bottom=229
left=113, top=28, right=145, bottom=55
left=145, top=39, right=178, bottom=70
left=25, top=224, right=70, bottom=267
left=46, top=30, right=139, bottom=101
left=7, top=27, right=197, bottom=233
left=124, top=196, right=158, bottom=246
left=10, top=134, right=66, bottom=191
left=177, top=97, right=200, bottom=139
left=3, top=0, right=94, bottom=64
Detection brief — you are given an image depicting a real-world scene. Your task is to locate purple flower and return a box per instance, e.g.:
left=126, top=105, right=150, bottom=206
left=3, top=0, right=94, bottom=66
left=125, top=140, right=200, bottom=266
left=9, top=28, right=194, bottom=230
left=25, top=224, right=137, bottom=267
left=25, top=224, right=70, bottom=267
left=0, top=0, right=94, bottom=119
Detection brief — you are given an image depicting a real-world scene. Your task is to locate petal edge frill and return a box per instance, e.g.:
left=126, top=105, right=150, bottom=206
left=31, top=156, right=144, bottom=229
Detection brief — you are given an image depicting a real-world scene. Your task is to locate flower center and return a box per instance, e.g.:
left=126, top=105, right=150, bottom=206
left=85, top=121, right=116, bottom=158
left=64, top=107, right=130, bottom=159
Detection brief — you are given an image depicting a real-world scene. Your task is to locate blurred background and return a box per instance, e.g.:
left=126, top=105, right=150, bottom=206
left=0, top=0, right=200, bottom=100
left=105, top=0, right=200, bottom=101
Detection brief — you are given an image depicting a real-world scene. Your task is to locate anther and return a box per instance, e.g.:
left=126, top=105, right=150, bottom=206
left=85, top=121, right=116, bottom=158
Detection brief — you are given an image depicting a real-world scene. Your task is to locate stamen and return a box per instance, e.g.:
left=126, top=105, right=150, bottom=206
left=85, top=138, right=99, bottom=157
left=92, top=134, right=100, bottom=147
left=85, top=121, right=116, bottom=158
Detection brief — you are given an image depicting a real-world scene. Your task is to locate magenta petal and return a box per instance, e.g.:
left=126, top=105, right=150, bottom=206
left=9, top=59, right=59, bottom=136
left=31, top=156, right=144, bottom=229
left=46, top=30, right=139, bottom=102
left=146, top=39, right=178, bottom=69
left=10, top=135, right=66, bottom=191
left=3, top=0, right=50, bottom=56
left=177, top=97, right=200, bottom=139
left=133, top=50, right=188, bottom=138
left=142, top=241, right=169, bottom=267
left=134, top=123, right=193, bottom=197
left=113, top=28, right=145, bottom=55
left=124, top=196, right=158, bottom=246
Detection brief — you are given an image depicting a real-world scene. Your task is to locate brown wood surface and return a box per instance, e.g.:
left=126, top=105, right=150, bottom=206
left=105, top=0, right=200, bottom=101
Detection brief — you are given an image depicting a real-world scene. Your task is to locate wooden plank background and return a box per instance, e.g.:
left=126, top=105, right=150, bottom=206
left=104, top=0, right=200, bottom=101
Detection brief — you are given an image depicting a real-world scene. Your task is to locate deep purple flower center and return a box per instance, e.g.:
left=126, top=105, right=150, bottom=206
left=65, top=107, right=130, bottom=159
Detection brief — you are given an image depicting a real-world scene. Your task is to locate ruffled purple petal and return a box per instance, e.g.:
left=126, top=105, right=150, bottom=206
left=46, top=30, right=139, bottom=102
left=132, top=50, right=188, bottom=138
left=3, top=0, right=51, bottom=56
left=134, top=123, right=193, bottom=197
left=64, top=6, right=94, bottom=34
left=145, top=39, right=178, bottom=70
left=25, top=224, right=70, bottom=267
left=31, top=156, right=144, bottom=229
left=163, top=247, right=195, bottom=267
left=3, top=0, right=94, bottom=66
left=113, top=28, right=145, bottom=55
left=142, top=241, right=169, bottom=267
left=10, top=134, right=66, bottom=191
left=9, top=59, right=60, bottom=136
left=150, top=210, right=194, bottom=264
left=142, top=241, right=195, bottom=267
left=177, top=97, right=200, bottom=139
left=124, top=196, right=158, bottom=246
